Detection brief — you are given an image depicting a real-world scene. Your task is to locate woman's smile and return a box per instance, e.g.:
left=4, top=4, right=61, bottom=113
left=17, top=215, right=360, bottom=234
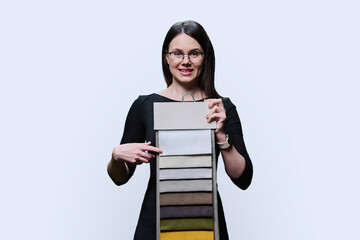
left=178, top=68, right=194, bottom=76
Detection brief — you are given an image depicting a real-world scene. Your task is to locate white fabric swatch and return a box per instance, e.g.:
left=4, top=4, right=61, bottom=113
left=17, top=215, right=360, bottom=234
left=159, top=130, right=212, bottom=156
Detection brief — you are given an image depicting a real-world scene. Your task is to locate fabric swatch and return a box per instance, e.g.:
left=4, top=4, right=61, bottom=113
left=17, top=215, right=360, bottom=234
left=160, top=205, right=213, bottom=219
left=160, top=218, right=214, bottom=231
left=160, top=230, right=214, bottom=240
left=159, top=155, right=212, bottom=169
left=159, top=130, right=212, bottom=156
left=154, top=102, right=216, bottom=130
left=159, top=179, right=212, bottom=193
left=160, top=192, right=213, bottom=206
left=159, top=168, right=212, bottom=180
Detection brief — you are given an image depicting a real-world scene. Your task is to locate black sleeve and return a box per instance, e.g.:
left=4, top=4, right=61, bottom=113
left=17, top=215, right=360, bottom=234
left=110, top=96, right=147, bottom=185
left=223, top=98, right=253, bottom=190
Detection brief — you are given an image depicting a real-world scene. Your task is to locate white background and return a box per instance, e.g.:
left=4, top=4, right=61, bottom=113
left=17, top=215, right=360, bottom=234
left=1, top=1, right=359, bottom=239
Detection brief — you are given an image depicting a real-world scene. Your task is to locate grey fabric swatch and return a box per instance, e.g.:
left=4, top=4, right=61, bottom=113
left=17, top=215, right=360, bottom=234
left=159, top=168, right=212, bottom=180
left=154, top=102, right=216, bottom=130
left=159, top=179, right=212, bottom=193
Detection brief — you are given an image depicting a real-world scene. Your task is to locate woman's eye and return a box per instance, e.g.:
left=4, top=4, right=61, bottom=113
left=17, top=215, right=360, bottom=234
left=173, top=51, right=182, bottom=56
left=190, top=52, right=200, bottom=57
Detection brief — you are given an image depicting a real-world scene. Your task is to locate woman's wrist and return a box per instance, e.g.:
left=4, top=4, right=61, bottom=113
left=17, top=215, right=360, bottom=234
left=215, top=131, right=226, bottom=143
left=112, top=145, right=125, bottom=162
left=216, top=133, right=232, bottom=150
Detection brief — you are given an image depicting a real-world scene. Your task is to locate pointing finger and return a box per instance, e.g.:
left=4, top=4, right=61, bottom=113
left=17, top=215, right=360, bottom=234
left=143, top=145, right=163, bottom=154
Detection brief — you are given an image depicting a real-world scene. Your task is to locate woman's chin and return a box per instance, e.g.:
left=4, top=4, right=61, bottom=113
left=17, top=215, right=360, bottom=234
left=174, top=76, right=199, bottom=85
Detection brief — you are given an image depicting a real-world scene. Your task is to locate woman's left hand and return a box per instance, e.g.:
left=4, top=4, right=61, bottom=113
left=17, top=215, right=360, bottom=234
left=204, top=98, right=226, bottom=134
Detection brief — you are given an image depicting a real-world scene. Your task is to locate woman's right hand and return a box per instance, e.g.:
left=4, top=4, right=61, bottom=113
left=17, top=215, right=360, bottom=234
left=112, top=141, right=163, bottom=165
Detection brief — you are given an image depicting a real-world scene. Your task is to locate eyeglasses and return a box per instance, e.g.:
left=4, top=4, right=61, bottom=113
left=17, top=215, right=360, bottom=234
left=167, top=51, right=204, bottom=64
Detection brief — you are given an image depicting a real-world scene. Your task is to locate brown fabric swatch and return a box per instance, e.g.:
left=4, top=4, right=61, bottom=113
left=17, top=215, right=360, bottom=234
left=160, top=192, right=213, bottom=206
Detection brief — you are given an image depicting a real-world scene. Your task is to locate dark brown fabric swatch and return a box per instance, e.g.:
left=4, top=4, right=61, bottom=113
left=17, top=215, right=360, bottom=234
left=160, top=205, right=213, bottom=219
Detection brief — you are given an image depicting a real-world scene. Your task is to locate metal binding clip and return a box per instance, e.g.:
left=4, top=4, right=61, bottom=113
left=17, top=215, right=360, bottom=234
left=182, top=93, right=196, bottom=102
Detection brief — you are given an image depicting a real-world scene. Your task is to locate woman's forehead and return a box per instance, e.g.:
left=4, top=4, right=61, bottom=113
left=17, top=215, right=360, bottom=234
left=168, top=33, right=202, bottom=51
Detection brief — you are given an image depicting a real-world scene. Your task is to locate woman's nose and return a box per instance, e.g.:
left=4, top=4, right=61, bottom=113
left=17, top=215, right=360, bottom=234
left=181, top=55, right=191, bottom=64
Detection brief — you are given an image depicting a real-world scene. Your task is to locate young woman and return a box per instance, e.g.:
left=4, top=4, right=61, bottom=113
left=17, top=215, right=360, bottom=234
left=107, top=20, right=253, bottom=240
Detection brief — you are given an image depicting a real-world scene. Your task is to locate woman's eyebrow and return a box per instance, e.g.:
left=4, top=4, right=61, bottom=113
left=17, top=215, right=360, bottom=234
left=169, top=48, right=182, bottom=52
left=189, top=48, right=202, bottom=52
left=169, top=48, right=202, bottom=52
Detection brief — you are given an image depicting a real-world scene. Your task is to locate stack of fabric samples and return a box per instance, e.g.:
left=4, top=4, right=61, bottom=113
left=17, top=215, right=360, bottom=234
left=154, top=102, right=218, bottom=240
left=159, top=154, right=215, bottom=240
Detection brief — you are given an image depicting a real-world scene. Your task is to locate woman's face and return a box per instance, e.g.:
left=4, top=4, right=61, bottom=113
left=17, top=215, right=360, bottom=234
left=166, top=33, right=204, bottom=86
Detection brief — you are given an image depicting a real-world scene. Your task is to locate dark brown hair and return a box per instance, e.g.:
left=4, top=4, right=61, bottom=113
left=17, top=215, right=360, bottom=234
left=161, top=20, right=221, bottom=98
